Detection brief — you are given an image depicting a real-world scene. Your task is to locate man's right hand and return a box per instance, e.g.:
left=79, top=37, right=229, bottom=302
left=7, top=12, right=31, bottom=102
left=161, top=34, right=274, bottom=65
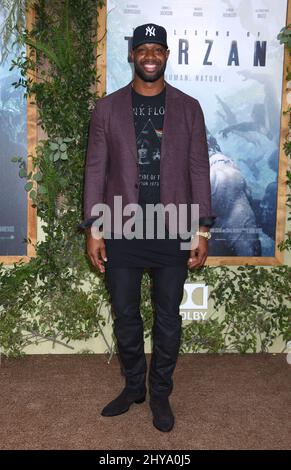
left=86, top=231, right=107, bottom=273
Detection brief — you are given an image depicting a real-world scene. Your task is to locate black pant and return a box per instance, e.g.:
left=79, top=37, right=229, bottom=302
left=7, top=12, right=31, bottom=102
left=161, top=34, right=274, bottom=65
left=104, top=266, right=188, bottom=398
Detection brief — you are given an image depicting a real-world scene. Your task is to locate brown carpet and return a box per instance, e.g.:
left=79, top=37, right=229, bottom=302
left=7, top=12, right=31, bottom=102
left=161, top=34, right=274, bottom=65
left=0, top=354, right=290, bottom=450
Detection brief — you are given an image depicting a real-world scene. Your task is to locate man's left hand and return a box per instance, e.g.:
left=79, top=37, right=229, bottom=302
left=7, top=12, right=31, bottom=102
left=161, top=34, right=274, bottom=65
left=187, top=236, right=208, bottom=269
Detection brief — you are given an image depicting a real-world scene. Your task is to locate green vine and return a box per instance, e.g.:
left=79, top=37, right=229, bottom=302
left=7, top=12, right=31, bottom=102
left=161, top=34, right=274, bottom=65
left=0, top=1, right=290, bottom=357
left=278, top=24, right=291, bottom=253
left=0, top=0, right=110, bottom=357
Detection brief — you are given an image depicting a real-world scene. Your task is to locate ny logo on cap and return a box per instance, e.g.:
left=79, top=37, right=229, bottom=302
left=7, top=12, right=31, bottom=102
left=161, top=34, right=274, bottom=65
left=145, top=26, right=156, bottom=37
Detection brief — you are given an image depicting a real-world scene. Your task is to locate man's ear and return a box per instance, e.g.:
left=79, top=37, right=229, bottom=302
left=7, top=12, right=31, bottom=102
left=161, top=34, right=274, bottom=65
left=130, top=49, right=134, bottom=62
left=166, top=49, right=170, bottom=59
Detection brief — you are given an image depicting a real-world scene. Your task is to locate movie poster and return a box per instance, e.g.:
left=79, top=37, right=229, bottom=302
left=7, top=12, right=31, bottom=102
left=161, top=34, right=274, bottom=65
left=0, top=9, right=27, bottom=256
left=106, top=0, right=287, bottom=258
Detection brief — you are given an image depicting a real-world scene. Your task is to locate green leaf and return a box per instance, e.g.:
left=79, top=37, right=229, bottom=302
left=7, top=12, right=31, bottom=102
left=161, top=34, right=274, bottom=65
left=33, top=173, right=42, bottom=182
left=24, top=182, right=33, bottom=191
left=53, top=151, right=60, bottom=162
left=49, top=142, right=59, bottom=151
left=38, top=185, right=47, bottom=194
left=19, top=168, right=26, bottom=178
left=60, top=152, right=68, bottom=160
left=60, top=143, right=67, bottom=152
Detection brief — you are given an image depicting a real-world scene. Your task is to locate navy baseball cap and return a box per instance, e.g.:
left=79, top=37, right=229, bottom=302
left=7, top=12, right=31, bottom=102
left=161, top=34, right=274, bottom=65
left=132, top=23, right=168, bottom=50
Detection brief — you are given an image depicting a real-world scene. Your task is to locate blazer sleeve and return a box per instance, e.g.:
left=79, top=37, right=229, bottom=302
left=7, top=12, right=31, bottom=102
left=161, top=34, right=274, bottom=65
left=190, top=100, right=215, bottom=226
left=83, top=100, right=108, bottom=222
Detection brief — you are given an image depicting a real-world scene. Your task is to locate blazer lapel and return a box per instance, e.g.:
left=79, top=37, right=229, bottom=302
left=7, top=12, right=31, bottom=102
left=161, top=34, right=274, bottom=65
left=161, top=82, right=177, bottom=164
left=117, top=81, right=138, bottom=164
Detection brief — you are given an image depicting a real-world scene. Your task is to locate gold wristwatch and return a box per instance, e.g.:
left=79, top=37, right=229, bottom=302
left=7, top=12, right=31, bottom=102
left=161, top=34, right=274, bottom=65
left=195, top=231, right=212, bottom=240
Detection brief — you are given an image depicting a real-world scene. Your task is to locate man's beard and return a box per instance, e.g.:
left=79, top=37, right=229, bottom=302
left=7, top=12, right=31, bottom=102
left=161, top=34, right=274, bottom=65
left=133, top=60, right=167, bottom=83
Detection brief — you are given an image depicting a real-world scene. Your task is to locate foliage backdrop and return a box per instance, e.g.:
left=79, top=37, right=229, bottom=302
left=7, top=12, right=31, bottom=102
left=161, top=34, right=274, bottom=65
left=0, top=0, right=290, bottom=357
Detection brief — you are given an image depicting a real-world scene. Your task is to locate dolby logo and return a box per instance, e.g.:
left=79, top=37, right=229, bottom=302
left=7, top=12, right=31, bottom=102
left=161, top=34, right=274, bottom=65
left=180, top=283, right=208, bottom=321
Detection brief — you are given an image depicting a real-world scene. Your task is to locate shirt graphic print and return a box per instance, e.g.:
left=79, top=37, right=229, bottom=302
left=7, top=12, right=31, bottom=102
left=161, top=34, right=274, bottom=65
left=132, top=86, right=165, bottom=207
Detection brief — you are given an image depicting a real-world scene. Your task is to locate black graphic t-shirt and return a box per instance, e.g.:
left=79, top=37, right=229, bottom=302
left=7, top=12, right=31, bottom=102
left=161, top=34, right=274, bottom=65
left=132, top=86, right=164, bottom=207
left=132, top=86, right=165, bottom=237
left=104, top=86, right=190, bottom=268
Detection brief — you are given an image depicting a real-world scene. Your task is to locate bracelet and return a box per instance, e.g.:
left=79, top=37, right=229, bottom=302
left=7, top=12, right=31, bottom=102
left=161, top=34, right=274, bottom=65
left=195, top=231, right=211, bottom=240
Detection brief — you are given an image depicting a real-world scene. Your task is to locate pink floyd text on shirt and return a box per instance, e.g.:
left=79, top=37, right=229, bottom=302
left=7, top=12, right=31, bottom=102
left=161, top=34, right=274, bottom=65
left=132, top=86, right=165, bottom=207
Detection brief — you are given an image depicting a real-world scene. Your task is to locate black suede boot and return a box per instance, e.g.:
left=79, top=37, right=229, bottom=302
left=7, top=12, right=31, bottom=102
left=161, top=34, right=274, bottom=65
left=149, top=396, right=174, bottom=432
left=101, top=387, right=146, bottom=417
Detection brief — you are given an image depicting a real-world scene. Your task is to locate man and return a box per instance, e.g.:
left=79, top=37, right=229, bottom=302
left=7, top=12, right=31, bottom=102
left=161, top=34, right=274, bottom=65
left=83, top=23, right=214, bottom=432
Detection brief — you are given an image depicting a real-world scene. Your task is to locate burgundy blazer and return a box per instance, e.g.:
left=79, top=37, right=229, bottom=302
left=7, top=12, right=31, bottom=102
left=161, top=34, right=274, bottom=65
left=83, top=81, right=213, bottom=235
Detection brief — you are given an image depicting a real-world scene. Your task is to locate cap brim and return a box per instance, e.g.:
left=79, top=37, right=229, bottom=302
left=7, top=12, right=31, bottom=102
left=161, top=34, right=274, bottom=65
left=132, top=40, right=168, bottom=50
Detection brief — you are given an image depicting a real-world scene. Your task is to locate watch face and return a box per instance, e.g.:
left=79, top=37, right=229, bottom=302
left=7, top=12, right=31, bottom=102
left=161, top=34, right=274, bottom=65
left=193, top=231, right=211, bottom=240
left=202, top=232, right=211, bottom=239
